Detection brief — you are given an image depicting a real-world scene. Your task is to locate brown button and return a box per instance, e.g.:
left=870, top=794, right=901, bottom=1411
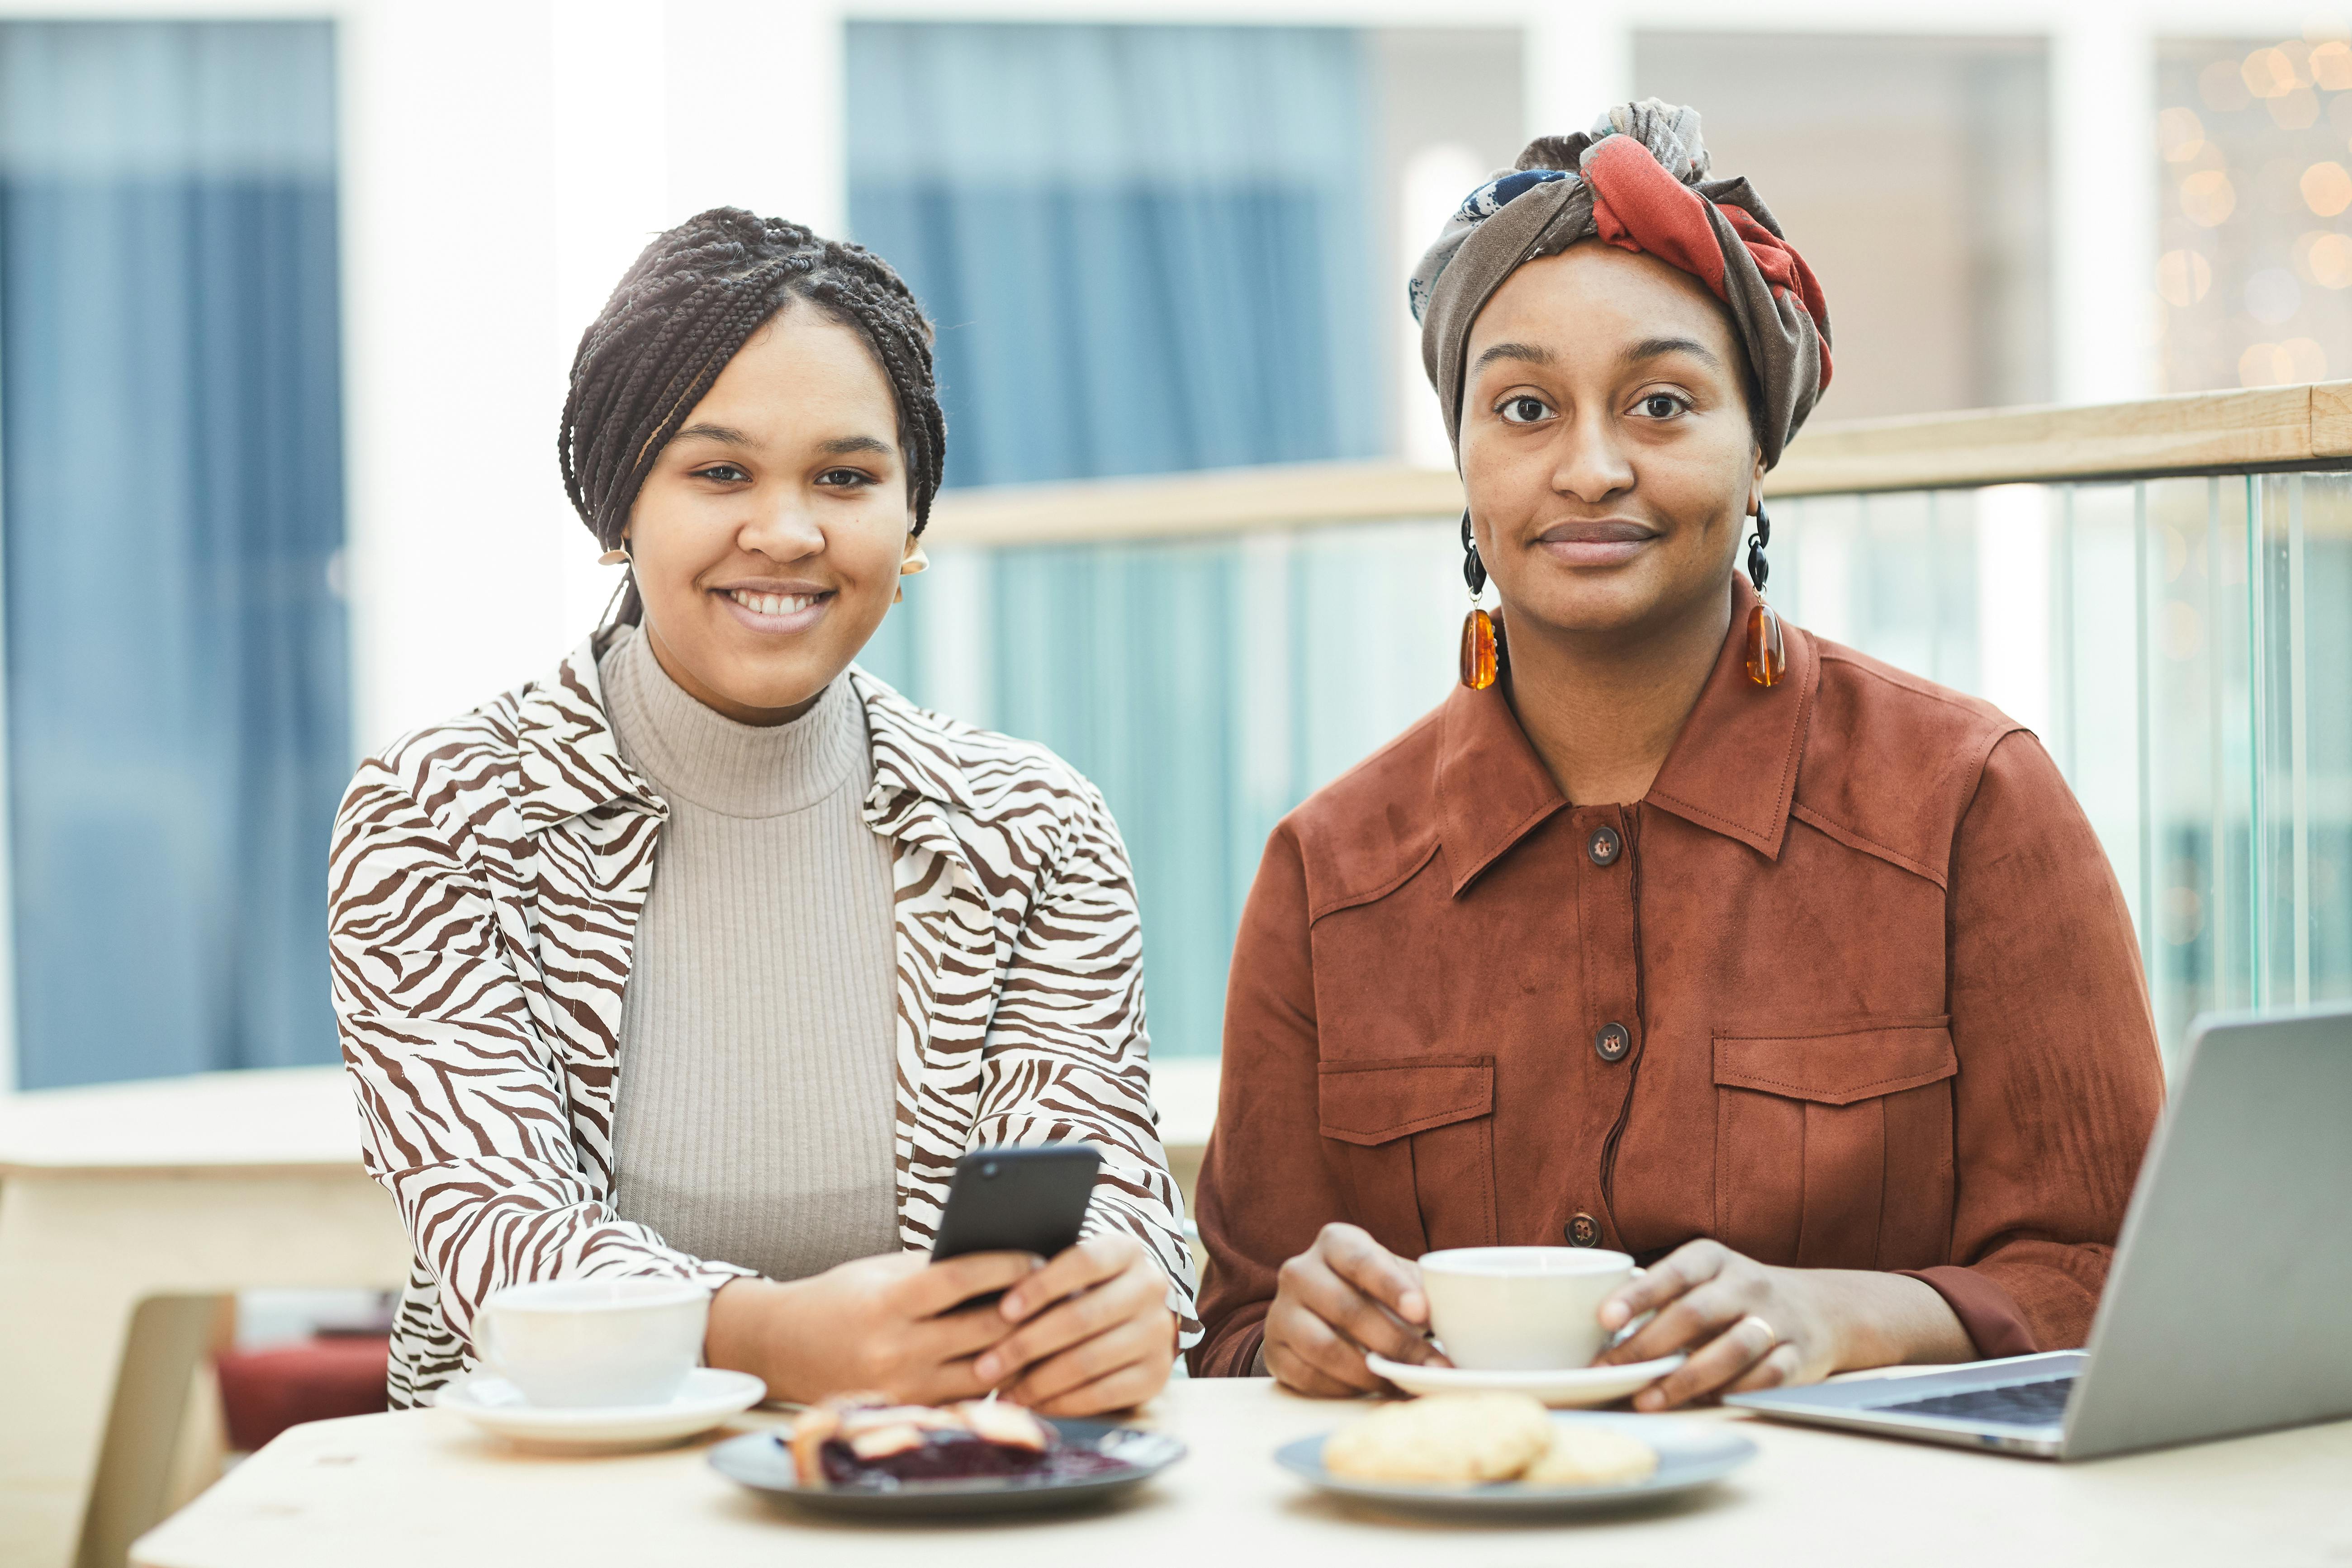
left=1565, top=1213, right=1601, bottom=1246
left=1594, top=1022, right=1631, bottom=1062
left=1588, top=825, right=1622, bottom=867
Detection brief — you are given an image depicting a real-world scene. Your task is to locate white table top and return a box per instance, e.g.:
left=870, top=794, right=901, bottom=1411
left=0, top=1066, right=364, bottom=1175
left=132, top=1378, right=2352, bottom=1568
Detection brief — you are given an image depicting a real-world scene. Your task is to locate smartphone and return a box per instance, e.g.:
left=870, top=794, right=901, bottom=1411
left=930, top=1144, right=1101, bottom=1286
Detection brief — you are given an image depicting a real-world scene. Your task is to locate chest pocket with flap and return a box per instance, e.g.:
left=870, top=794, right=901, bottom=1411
left=1712, top=1022, right=1958, bottom=1271
left=1317, top=1055, right=1495, bottom=1259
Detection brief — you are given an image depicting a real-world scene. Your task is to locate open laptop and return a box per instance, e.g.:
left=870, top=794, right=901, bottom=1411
left=1726, top=1004, right=2352, bottom=1459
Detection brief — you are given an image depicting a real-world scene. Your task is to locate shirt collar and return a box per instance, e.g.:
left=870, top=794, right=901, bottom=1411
left=512, top=633, right=663, bottom=831
left=1645, top=573, right=1818, bottom=857
left=510, top=635, right=977, bottom=834
left=851, top=666, right=981, bottom=817
left=1435, top=678, right=1568, bottom=897
left=1435, top=575, right=1818, bottom=892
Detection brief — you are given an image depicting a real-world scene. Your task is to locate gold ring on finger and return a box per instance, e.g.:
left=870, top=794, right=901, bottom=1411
left=1744, top=1315, right=1778, bottom=1349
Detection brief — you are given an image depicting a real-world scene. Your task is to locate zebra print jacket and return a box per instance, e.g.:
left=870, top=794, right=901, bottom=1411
left=329, top=636, right=1200, bottom=1406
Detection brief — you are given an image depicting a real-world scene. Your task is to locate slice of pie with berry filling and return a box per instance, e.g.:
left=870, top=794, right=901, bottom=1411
left=787, top=1392, right=1127, bottom=1487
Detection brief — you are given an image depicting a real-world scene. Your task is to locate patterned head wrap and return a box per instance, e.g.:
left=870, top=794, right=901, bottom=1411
left=1410, top=99, right=1832, bottom=469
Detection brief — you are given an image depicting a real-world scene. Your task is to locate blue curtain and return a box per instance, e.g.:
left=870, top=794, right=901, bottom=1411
left=1, top=22, right=348, bottom=1089
left=847, top=24, right=1379, bottom=1057
left=849, top=23, right=1379, bottom=488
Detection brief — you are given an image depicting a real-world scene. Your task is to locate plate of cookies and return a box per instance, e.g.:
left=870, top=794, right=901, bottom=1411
left=1276, top=1392, right=1755, bottom=1515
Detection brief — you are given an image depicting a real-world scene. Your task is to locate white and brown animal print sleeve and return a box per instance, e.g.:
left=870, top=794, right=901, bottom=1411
left=330, top=645, right=1198, bottom=1406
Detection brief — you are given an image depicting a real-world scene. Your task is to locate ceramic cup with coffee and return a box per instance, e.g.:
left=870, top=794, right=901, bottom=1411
left=1418, top=1246, right=1638, bottom=1370
left=477, top=1278, right=711, bottom=1408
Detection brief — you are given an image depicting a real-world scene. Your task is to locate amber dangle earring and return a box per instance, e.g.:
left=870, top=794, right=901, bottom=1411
left=1744, top=505, right=1786, bottom=688
left=1458, top=509, right=1498, bottom=690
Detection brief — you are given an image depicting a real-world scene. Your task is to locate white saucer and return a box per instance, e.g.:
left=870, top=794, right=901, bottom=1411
left=1364, top=1352, right=1687, bottom=1408
left=436, top=1367, right=767, bottom=1453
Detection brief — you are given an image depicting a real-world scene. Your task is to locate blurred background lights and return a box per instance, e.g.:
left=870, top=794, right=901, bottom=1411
left=2314, top=38, right=2352, bottom=88
left=2244, top=45, right=2302, bottom=98
left=2246, top=266, right=2304, bottom=322
left=2160, top=107, right=2206, bottom=161
left=2164, top=34, right=2352, bottom=388
left=2182, top=168, right=2237, bottom=226
left=2238, top=336, right=2330, bottom=383
left=2158, top=248, right=2215, bottom=305
left=2302, top=158, right=2352, bottom=213
left=2302, top=229, right=2352, bottom=286
left=2273, top=86, right=2322, bottom=128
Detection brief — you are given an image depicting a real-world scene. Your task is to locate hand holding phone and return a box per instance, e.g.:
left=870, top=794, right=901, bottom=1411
left=931, top=1143, right=1101, bottom=1269
left=925, top=1143, right=1175, bottom=1416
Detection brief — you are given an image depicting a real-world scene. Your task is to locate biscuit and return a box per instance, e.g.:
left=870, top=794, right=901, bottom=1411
left=1522, top=1425, right=1659, bottom=1487
left=1321, top=1393, right=1554, bottom=1484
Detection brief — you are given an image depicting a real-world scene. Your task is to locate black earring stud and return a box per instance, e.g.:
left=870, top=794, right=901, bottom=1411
left=1458, top=508, right=1496, bottom=690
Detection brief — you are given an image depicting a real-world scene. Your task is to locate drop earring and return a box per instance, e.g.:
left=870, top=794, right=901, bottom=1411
left=597, top=545, right=629, bottom=566
left=1458, top=509, right=1498, bottom=691
left=1744, top=505, right=1785, bottom=689
left=894, top=540, right=929, bottom=604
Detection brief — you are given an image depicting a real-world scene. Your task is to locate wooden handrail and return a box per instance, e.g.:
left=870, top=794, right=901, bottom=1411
left=924, top=460, right=1462, bottom=547
left=1769, top=380, right=2352, bottom=496
left=923, top=381, right=2352, bottom=546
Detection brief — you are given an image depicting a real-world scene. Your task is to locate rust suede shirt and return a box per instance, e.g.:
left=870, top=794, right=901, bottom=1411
left=1190, top=581, right=2166, bottom=1378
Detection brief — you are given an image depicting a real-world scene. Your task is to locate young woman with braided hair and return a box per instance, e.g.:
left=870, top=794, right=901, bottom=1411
left=332, top=208, right=1195, bottom=1415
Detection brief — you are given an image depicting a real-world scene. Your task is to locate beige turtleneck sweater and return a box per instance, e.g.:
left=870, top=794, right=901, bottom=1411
left=600, top=626, right=901, bottom=1282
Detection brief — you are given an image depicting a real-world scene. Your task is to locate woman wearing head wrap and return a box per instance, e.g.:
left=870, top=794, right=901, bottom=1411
left=1190, top=104, right=2163, bottom=1407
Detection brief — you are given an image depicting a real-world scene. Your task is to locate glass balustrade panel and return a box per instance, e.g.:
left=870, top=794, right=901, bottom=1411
left=873, top=470, right=2348, bottom=1065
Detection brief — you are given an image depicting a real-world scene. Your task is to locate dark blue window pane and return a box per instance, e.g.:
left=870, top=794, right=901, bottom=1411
left=848, top=22, right=1379, bottom=490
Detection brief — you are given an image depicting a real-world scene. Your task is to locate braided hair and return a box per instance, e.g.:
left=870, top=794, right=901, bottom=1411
left=559, top=207, right=946, bottom=626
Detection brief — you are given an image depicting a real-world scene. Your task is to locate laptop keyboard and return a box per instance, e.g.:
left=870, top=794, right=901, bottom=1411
left=1876, top=1376, right=2076, bottom=1427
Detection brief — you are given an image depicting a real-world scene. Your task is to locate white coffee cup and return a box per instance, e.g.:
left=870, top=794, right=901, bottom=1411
left=1418, top=1246, right=1637, bottom=1371
left=476, top=1278, right=710, bottom=1408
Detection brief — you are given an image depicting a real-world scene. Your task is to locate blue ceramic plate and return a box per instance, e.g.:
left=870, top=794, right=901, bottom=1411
left=711, top=1418, right=1185, bottom=1518
left=1276, top=1411, right=1755, bottom=1516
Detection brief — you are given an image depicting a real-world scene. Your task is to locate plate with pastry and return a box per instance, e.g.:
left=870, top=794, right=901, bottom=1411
left=1363, top=1350, right=1687, bottom=1408
left=1276, top=1391, right=1755, bottom=1516
left=710, top=1392, right=1186, bottom=1517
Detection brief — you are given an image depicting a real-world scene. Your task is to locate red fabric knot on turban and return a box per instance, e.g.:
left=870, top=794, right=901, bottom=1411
left=1581, top=136, right=1833, bottom=391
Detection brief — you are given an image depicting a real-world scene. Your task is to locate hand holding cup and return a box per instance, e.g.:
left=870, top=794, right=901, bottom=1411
left=1262, top=1223, right=1449, bottom=1396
